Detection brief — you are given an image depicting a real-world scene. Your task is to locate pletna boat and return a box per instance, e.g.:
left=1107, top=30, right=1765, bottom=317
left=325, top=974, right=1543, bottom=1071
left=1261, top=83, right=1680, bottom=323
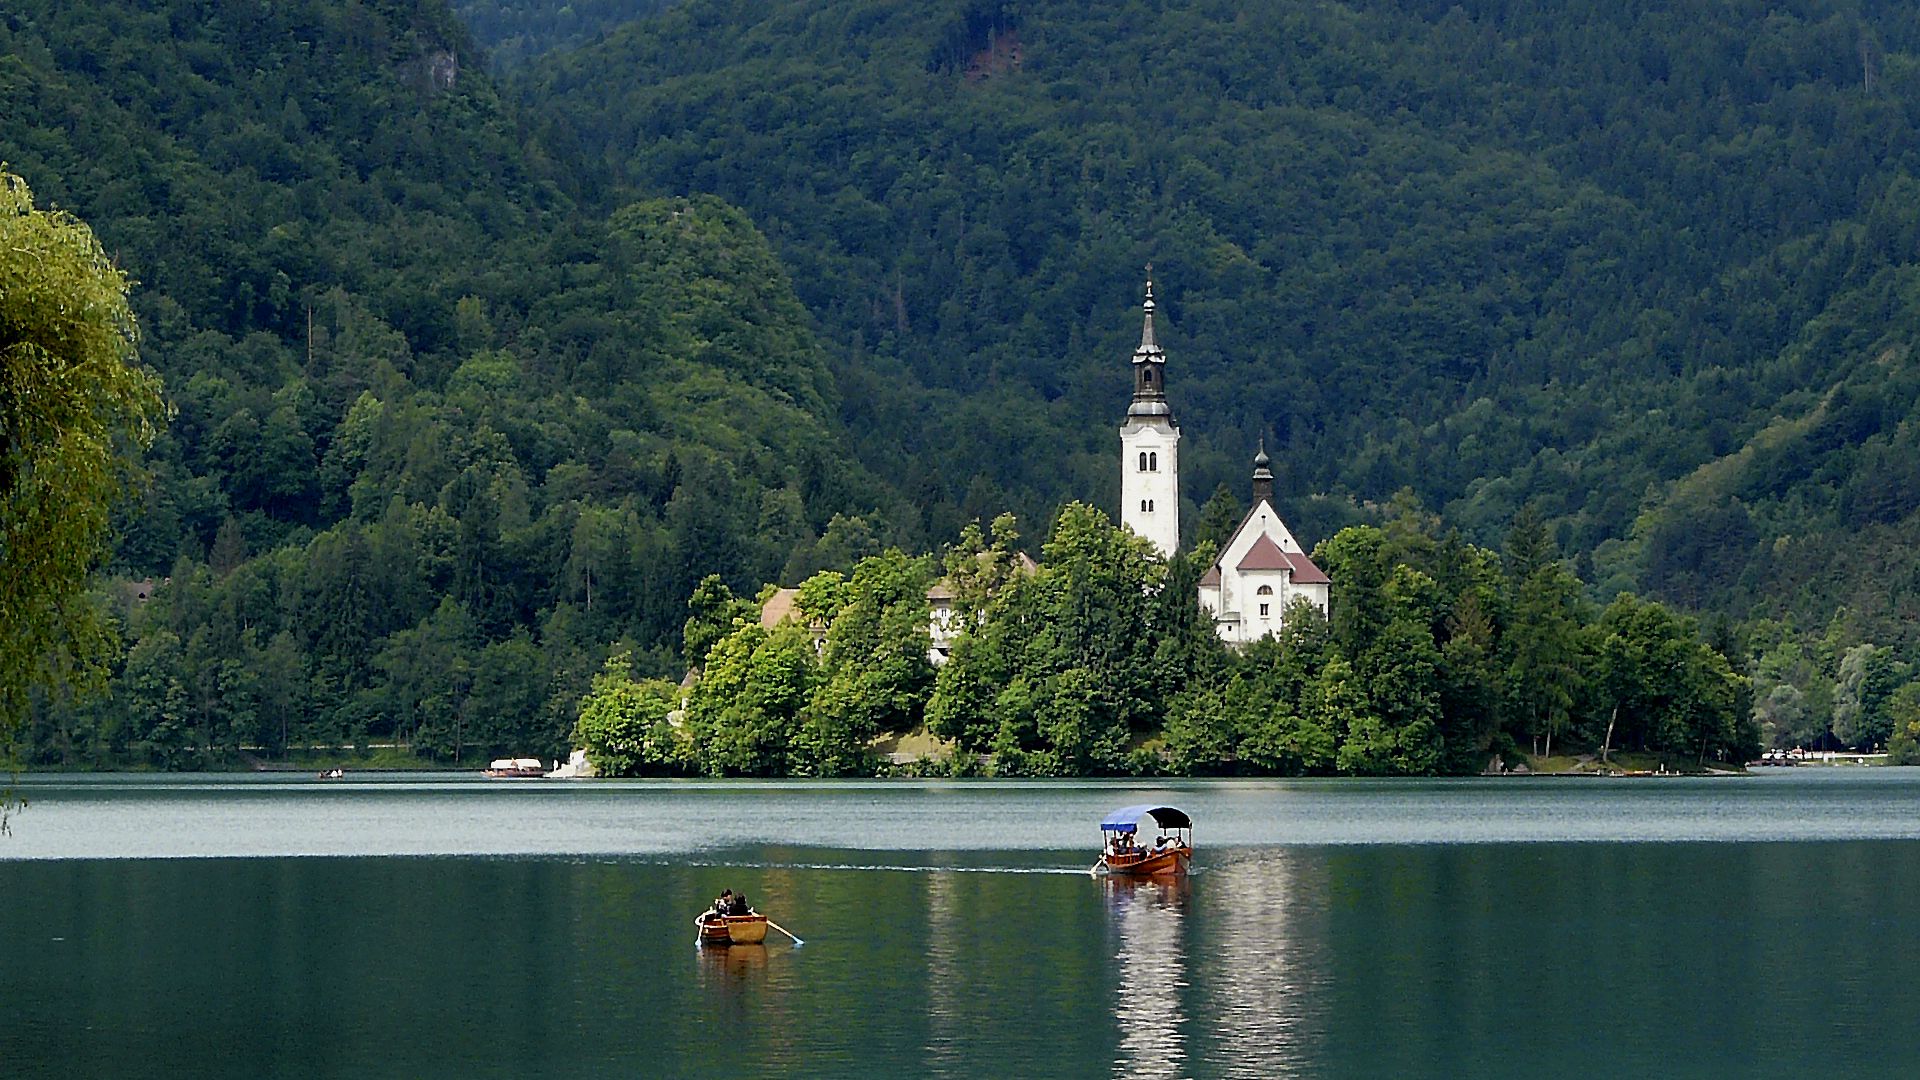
left=1096, top=805, right=1193, bottom=877
left=483, top=757, right=545, bottom=778
left=696, top=909, right=770, bottom=946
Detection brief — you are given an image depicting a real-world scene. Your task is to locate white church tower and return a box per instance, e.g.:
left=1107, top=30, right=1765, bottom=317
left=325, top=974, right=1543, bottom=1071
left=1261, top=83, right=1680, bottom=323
left=1120, top=273, right=1180, bottom=556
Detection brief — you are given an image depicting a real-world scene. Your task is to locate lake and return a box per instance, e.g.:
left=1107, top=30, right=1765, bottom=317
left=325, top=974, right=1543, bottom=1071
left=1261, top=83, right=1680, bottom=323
left=4, top=770, right=1919, bottom=1078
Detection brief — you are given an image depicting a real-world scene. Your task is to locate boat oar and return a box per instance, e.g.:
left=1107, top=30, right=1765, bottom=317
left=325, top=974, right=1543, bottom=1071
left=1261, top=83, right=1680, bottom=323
left=765, top=918, right=805, bottom=947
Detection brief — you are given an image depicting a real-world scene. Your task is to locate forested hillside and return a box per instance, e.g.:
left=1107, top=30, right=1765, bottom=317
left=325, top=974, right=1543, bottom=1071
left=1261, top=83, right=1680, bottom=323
left=453, top=0, right=672, bottom=67
left=1, top=0, right=892, bottom=765
left=523, top=0, right=1920, bottom=646
left=8, top=0, right=1920, bottom=767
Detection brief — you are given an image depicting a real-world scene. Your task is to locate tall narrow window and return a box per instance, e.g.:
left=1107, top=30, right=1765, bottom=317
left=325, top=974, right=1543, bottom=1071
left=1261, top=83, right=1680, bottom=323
left=1140, top=499, right=1149, bottom=512
left=1149, top=451, right=1158, bottom=471
left=1138, top=451, right=1148, bottom=472
left=1259, top=603, right=1270, bottom=617
left=1148, top=499, right=1155, bottom=512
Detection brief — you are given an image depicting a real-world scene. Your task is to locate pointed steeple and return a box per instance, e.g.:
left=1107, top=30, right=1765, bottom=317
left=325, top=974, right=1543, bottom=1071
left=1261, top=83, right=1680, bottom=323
left=1251, top=439, right=1274, bottom=507
left=1134, top=272, right=1164, bottom=361
left=1128, top=266, right=1170, bottom=418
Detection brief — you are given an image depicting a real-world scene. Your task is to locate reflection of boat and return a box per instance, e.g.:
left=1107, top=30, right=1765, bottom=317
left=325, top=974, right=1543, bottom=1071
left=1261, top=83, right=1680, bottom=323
left=1096, top=805, right=1193, bottom=877
left=1101, top=872, right=1191, bottom=910
left=699, top=941, right=768, bottom=971
left=696, top=911, right=770, bottom=946
left=483, top=757, right=545, bottom=778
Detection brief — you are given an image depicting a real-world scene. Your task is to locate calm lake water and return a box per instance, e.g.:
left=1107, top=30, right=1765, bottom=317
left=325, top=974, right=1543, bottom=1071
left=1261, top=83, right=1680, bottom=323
left=5, top=770, right=1920, bottom=1078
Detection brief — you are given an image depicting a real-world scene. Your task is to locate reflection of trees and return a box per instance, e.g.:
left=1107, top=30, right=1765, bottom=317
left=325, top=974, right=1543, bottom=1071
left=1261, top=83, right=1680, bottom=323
left=1108, top=875, right=1190, bottom=1077
left=917, top=867, right=1112, bottom=1073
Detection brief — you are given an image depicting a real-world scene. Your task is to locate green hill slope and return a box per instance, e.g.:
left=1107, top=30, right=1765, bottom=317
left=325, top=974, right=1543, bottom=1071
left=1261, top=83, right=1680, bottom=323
left=521, top=0, right=1920, bottom=648
left=2, top=0, right=892, bottom=764
left=454, top=0, right=673, bottom=67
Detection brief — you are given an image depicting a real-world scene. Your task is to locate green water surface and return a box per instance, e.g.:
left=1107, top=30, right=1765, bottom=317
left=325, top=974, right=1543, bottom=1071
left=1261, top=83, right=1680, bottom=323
left=4, top=772, right=1917, bottom=1078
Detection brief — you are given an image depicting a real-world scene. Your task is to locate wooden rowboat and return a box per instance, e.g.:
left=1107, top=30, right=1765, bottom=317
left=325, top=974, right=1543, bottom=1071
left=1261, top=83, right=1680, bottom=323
left=1096, top=805, right=1193, bottom=878
left=696, top=911, right=769, bottom=946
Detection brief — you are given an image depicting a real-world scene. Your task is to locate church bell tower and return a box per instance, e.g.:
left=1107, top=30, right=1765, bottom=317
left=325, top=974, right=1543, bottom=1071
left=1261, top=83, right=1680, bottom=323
left=1120, top=272, right=1180, bottom=556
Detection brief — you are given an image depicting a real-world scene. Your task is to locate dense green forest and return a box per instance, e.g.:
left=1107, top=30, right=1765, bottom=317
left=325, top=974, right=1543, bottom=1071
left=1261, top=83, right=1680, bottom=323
left=6, top=0, right=1920, bottom=769
left=521, top=0, right=1920, bottom=635
left=453, top=0, right=673, bottom=68
left=577, top=504, right=1786, bottom=777
left=1, top=0, right=891, bottom=765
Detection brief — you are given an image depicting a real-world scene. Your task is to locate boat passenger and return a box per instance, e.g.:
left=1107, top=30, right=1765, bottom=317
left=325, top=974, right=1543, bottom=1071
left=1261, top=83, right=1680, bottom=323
left=727, top=892, right=750, bottom=916
left=713, top=889, right=733, bottom=917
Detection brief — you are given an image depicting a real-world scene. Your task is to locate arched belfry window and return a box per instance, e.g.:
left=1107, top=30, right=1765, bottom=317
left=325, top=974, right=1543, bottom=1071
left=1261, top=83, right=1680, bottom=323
left=1257, top=585, right=1274, bottom=596
left=1149, top=452, right=1158, bottom=471
left=1138, top=451, right=1148, bottom=472
left=1140, top=499, right=1149, bottom=512
left=1148, top=499, right=1155, bottom=512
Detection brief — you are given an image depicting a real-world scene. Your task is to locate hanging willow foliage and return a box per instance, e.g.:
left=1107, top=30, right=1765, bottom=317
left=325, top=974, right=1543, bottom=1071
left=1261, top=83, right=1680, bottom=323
left=0, top=167, right=167, bottom=736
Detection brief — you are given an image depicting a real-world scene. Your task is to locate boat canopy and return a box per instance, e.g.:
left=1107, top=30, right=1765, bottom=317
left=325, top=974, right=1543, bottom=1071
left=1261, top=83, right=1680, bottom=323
left=1099, top=805, right=1192, bottom=833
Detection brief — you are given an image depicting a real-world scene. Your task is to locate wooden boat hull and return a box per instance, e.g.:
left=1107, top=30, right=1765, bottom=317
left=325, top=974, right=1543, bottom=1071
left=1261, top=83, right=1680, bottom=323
left=698, top=913, right=769, bottom=945
left=1100, top=846, right=1191, bottom=878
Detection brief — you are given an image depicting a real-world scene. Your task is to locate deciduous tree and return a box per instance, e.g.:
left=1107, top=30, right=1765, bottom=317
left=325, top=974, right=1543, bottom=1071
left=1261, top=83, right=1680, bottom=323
left=1, top=169, right=165, bottom=733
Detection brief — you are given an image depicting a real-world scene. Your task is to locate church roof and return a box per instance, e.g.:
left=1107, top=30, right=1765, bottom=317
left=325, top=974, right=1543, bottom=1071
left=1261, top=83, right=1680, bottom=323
left=1285, top=550, right=1331, bottom=584
left=1237, top=534, right=1293, bottom=571
left=1198, top=564, right=1221, bottom=588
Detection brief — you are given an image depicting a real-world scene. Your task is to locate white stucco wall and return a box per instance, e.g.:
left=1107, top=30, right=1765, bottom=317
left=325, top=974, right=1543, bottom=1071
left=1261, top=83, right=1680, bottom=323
left=1120, top=419, right=1180, bottom=556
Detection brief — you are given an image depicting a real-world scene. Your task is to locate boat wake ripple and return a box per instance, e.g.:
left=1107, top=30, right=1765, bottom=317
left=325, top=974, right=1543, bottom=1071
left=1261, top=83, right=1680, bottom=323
left=672, top=859, right=1099, bottom=875
left=661, top=858, right=1207, bottom=876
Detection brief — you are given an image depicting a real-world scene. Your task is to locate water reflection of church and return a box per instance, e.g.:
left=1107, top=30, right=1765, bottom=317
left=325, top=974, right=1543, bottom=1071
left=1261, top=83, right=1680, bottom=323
left=1104, top=857, right=1331, bottom=1076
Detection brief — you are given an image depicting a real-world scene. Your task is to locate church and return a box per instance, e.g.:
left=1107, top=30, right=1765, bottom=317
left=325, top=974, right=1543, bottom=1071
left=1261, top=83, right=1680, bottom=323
left=1118, top=277, right=1331, bottom=644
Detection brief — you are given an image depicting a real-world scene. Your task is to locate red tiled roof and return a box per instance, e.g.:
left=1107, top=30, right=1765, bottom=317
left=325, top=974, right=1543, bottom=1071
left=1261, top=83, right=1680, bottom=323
left=1236, top=534, right=1292, bottom=571
left=1198, top=564, right=1221, bottom=587
left=1285, top=550, right=1330, bottom=584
